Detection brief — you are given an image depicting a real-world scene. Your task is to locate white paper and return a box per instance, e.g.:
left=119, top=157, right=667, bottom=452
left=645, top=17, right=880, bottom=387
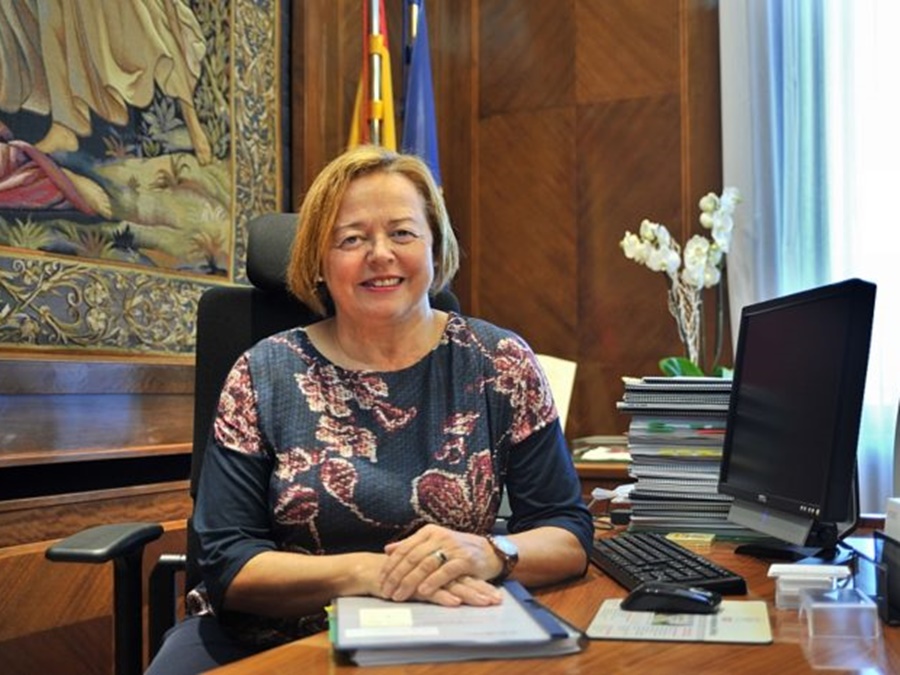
left=586, top=599, right=772, bottom=644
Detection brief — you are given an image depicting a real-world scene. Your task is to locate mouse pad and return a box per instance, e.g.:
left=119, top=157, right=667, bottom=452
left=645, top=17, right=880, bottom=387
left=586, top=599, right=772, bottom=644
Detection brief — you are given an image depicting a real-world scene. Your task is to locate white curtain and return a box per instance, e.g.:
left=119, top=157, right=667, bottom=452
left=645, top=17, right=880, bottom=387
left=720, top=0, right=900, bottom=514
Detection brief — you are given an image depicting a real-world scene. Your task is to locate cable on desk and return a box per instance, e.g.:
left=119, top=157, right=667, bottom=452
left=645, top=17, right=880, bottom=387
left=837, top=539, right=869, bottom=590
left=587, top=487, right=615, bottom=531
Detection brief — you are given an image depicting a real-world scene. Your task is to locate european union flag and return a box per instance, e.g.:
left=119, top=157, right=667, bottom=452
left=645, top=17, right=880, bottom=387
left=401, top=0, right=441, bottom=186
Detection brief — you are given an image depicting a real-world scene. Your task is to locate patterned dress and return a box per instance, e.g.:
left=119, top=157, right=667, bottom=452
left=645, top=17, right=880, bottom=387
left=190, top=312, right=593, bottom=648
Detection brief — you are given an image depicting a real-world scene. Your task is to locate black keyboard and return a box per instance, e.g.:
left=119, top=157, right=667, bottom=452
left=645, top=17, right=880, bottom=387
left=590, top=532, right=747, bottom=595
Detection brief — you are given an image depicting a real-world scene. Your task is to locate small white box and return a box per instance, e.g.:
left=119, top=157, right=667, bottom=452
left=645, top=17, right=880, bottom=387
left=768, top=564, right=851, bottom=610
left=775, top=576, right=835, bottom=610
left=886, top=497, right=900, bottom=542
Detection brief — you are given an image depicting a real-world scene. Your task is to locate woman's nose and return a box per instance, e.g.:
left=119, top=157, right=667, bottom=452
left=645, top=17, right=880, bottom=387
left=367, top=232, right=395, bottom=259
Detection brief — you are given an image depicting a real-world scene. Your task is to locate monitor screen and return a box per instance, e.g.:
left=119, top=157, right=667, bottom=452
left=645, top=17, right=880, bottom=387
left=718, top=278, right=876, bottom=553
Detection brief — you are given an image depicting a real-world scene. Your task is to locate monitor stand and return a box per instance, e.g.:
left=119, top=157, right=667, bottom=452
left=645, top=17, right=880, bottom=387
left=727, top=498, right=858, bottom=566
left=734, top=541, right=856, bottom=566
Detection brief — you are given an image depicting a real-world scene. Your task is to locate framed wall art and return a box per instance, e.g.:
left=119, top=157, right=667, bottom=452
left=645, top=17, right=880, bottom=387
left=0, top=0, right=288, bottom=359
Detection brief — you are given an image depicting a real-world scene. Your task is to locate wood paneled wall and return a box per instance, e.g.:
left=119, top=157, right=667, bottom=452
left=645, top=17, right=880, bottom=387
left=477, top=0, right=726, bottom=439
left=291, top=0, right=726, bottom=440
left=0, top=524, right=187, bottom=675
left=0, top=359, right=193, bottom=675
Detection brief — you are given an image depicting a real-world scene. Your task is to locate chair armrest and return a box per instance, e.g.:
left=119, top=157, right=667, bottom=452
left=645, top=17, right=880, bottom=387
left=45, top=522, right=165, bottom=675
left=46, top=522, right=164, bottom=564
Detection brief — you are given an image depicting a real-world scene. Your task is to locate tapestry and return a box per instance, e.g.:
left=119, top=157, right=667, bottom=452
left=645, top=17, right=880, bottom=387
left=0, top=0, right=285, bottom=357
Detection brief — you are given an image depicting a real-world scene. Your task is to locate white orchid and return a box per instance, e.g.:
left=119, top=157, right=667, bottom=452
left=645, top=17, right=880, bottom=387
left=621, top=189, right=740, bottom=291
left=681, top=235, right=711, bottom=287
left=622, top=219, right=681, bottom=277
left=621, top=189, right=740, bottom=287
left=619, top=187, right=741, bottom=372
left=699, top=186, right=739, bottom=254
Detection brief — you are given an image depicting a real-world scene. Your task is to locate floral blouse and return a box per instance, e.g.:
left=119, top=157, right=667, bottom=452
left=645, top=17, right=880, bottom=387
left=190, top=312, right=593, bottom=648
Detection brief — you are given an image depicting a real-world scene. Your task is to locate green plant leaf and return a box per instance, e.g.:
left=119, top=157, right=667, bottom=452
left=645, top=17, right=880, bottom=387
left=658, top=356, right=706, bottom=377
left=712, top=365, right=734, bottom=380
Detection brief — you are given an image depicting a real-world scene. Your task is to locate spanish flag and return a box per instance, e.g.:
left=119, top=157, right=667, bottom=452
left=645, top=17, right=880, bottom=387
left=348, top=0, right=397, bottom=150
left=401, top=0, right=441, bottom=186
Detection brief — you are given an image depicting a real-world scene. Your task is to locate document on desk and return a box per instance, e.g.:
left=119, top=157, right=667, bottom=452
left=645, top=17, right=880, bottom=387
left=330, top=580, right=585, bottom=666
left=587, top=599, right=772, bottom=644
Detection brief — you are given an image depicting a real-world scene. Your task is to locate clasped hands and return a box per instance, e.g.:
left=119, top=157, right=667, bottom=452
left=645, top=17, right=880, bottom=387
left=378, top=523, right=504, bottom=608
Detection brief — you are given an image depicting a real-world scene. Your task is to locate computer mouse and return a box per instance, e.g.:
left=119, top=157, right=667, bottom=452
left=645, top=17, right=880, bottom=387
left=621, top=581, right=722, bottom=614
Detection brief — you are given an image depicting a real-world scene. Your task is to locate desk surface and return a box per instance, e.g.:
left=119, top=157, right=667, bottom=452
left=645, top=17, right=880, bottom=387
left=209, top=535, right=900, bottom=674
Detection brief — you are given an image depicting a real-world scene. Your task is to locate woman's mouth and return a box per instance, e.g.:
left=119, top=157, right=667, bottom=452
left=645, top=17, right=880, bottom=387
left=363, top=277, right=403, bottom=288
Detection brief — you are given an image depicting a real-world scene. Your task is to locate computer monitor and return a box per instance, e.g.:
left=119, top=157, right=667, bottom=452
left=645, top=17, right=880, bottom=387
left=718, top=278, right=876, bottom=561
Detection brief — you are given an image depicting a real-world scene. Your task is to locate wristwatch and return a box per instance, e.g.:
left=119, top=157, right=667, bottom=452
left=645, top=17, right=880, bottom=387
left=485, top=534, right=519, bottom=582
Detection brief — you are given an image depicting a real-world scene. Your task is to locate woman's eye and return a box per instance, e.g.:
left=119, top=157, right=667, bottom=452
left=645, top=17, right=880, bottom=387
left=391, top=229, right=419, bottom=242
left=337, top=235, right=364, bottom=249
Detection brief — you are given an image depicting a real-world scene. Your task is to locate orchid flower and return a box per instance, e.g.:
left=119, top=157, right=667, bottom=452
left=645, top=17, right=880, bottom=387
left=619, top=187, right=741, bottom=374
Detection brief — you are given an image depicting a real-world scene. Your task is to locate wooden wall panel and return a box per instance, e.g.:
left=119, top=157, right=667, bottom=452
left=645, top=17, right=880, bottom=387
left=2, top=618, right=111, bottom=675
left=682, top=0, right=725, bottom=233
left=0, top=525, right=187, bottom=675
left=476, top=0, right=579, bottom=374
left=575, top=95, right=684, bottom=436
left=478, top=107, right=578, bottom=359
left=0, top=483, right=191, bottom=548
left=479, top=0, right=576, bottom=115
left=291, top=0, right=348, bottom=196
left=473, top=0, right=722, bottom=438
left=575, top=0, right=680, bottom=102
left=429, top=1, right=476, bottom=311
left=578, top=95, right=683, bottom=366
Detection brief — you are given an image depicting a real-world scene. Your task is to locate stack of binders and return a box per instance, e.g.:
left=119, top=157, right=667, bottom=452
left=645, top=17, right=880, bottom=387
left=616, top=376, right=758, bottom=538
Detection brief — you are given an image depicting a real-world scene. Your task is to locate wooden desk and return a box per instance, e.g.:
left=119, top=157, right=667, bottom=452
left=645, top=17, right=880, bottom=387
left=207, top=535, right=900, bottom=674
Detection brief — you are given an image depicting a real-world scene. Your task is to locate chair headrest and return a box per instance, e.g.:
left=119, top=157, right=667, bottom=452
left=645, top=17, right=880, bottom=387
left=246, top=213, right=297, bottom=292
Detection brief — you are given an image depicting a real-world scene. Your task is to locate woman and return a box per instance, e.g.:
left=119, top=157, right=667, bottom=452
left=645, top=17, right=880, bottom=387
left=147, top=145, right=592, bottom=673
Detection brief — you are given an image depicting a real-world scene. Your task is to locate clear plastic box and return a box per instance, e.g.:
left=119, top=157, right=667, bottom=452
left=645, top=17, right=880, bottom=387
left=798, top=587, right=880, bottom=638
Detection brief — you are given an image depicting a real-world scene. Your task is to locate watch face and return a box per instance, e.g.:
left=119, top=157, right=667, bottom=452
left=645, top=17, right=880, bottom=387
left=493, top=535, right=518, bottom=558
left=487, top=535, right=518, bottom=582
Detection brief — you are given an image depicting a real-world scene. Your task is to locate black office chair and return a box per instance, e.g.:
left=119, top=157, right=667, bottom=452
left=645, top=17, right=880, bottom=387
left=45, top=213, right=461, bottom=675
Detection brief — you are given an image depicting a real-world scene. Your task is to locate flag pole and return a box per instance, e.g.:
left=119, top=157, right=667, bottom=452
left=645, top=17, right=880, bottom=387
left=369, top=0, right=381, bottom=145
left=409, top=0, right=419, bottom=42
left=405, top=0, right=420, bottom=92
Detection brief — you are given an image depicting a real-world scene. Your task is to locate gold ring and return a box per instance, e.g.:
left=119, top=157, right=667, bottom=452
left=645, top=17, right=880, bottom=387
left=432, top=549, right=449, bottom=566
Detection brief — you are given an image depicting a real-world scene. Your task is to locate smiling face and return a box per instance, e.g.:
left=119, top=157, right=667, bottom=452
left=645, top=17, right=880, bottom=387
left=322, top=170, right=435, bottom=325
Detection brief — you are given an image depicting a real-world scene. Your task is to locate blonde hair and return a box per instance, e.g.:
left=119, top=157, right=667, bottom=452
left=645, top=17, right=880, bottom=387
left=286, top=145, right=459, bottom=316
